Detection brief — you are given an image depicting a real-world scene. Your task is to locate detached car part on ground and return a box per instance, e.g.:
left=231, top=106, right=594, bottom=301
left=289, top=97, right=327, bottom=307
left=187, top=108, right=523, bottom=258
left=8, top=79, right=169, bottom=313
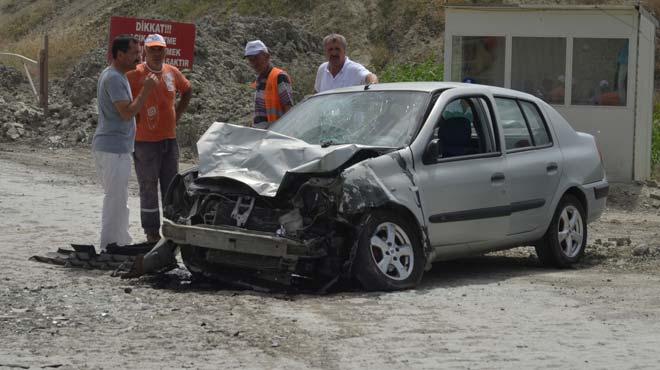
left=136, top=82, right=609, bottom=291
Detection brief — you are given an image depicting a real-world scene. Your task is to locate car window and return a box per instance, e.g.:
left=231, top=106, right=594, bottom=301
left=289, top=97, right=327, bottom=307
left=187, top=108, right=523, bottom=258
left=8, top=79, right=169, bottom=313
left=495, top=98, right=534, bottom=151
left=519, top=101, right=551, bottom=146
left=435, top=97, right=495, bottom=158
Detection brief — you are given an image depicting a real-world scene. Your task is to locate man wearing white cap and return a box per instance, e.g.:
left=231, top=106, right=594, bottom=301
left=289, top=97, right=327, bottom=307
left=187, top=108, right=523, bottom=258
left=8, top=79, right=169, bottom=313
left=244, top=40, right=293, bottom=128
left=314, top=34, right=378, bottom=93
left=126, top=33, right=192, bottom=243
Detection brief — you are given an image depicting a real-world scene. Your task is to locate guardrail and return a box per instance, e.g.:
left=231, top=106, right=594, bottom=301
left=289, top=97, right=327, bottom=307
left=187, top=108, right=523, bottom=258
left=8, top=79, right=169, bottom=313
left=0, top=34, right=48, bottom=115
left=0, top=52, right=38, bottom=99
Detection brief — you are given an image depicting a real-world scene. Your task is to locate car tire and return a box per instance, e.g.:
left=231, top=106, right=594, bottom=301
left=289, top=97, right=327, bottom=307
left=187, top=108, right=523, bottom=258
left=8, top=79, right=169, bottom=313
left=535, top=194, right=587, bottom=268
left=353, top=210, right=426, bottom=291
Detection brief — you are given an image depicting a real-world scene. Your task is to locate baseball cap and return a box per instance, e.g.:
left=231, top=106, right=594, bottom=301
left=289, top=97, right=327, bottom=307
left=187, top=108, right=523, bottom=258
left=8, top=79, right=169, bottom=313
left=145, top=34, right=166, bottom=48
left=244, top=40, right=268, bottom=56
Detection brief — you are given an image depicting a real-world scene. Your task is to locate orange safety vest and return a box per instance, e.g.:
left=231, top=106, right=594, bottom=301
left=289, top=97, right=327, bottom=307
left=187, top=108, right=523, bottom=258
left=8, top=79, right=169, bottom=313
left=265, top=67, right=289, bottom=123
left=250, top=67, right=291, bottom=123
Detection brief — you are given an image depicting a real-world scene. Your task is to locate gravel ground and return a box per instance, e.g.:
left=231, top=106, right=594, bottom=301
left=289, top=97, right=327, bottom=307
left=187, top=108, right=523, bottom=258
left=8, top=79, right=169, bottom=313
left=1, top=143, right=660, bottom=369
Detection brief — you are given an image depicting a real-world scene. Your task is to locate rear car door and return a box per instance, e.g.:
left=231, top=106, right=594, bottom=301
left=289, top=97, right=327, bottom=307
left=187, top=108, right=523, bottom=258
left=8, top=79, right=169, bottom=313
left=494, top=97, right=562, bottom=235
left=415, top=90, right=510, bottom=246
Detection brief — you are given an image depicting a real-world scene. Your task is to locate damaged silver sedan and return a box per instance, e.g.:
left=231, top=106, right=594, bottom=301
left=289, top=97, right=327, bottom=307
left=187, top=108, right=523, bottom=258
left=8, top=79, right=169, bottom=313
left=143, top=82, right=608, bottom=291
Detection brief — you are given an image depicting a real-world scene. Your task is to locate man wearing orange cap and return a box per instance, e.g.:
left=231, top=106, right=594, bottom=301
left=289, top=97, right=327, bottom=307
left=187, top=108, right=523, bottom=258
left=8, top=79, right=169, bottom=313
left=127, top=33, right=192, bottom=243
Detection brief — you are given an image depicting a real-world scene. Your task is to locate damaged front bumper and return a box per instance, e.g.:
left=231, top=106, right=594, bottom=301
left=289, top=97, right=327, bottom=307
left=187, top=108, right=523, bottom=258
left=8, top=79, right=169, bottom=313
left=162, top=219, right=330, bottom=277
left=162, top=219, right=323, bottom=259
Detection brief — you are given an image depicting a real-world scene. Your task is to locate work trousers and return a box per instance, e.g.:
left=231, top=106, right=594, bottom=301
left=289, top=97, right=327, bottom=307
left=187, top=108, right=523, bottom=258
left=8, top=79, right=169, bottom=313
left=94, top=150, right=133, bottom=250
left=133, top=139, right=179, bottom=235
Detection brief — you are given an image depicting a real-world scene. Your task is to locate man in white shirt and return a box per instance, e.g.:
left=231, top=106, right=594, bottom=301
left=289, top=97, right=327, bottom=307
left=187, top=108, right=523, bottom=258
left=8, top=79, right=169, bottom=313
left=314, top=34, right=378, bottom=93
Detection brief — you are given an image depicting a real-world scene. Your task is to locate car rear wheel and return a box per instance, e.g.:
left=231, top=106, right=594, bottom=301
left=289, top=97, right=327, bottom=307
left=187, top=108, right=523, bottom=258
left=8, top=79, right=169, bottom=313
left=535, top=194, right=587, bottom=268
left=354, top=210, right=425, bottom=291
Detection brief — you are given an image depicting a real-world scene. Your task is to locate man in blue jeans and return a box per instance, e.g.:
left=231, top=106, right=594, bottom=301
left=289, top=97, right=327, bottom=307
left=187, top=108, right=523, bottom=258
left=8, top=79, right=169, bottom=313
left=91, top=35, right=157, bottom=251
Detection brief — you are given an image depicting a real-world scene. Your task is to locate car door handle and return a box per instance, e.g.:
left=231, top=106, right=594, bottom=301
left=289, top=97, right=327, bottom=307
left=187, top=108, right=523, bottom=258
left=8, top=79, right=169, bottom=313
left=546, top=162, right=558, bottom=173
left=491, top=172, right=505, bottom=183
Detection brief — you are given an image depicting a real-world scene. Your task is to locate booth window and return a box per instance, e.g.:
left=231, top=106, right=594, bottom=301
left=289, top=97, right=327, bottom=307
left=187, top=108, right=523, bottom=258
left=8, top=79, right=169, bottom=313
left=451, top=36, right=505, bottom=86
left=511, top=37, right=566, bottom=105
left=572, top=38, right=628, bottom=106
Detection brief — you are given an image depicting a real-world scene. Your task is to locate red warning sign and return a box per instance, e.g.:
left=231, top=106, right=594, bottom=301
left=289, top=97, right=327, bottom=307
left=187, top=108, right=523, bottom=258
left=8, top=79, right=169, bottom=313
left=108, top=16, right=196, bottom=69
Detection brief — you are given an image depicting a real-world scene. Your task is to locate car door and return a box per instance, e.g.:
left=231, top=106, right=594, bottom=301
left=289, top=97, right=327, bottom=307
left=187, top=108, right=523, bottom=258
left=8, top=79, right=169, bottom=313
left=413, top=89, right=510, bottom=246
left=494, top=97, right=562, bottom=235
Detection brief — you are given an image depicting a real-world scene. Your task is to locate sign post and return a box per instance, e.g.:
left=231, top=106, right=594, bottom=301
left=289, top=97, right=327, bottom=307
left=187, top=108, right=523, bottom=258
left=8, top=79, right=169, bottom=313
left=39, top=33, right=48, bottom=116
left=108, top=17, right=196, bottom=70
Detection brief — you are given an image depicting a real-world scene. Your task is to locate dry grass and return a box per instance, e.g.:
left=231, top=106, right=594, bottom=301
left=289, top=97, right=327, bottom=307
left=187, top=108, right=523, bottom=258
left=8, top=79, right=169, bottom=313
left=0, top=0, right=98, bottom=78
left=1, top=27, right=97, bottom=78
left=231, top=0, right=315, bottom=16
left=151, top=0, right=220, bottom=21
left=0, top=0, right=54, bottom=44
left=0, top=0, right=270, bottom=78
left=1, top=0, right=659, bottom=80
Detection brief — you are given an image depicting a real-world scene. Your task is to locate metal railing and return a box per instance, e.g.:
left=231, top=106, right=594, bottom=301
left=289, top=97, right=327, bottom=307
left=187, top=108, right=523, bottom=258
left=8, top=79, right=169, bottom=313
left=0, top=52, right=39, bottom=99
left=0, top=34, right=48, bottom=115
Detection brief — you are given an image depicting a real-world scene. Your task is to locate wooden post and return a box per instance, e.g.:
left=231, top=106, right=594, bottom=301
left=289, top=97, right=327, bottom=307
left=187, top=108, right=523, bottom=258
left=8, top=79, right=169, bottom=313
left=38, top=34, right=48, bottom=116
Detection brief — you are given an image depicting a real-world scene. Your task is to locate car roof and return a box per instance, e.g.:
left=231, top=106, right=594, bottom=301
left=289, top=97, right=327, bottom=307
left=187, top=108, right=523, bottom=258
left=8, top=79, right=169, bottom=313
left=316, top=82, right=545, bottom=104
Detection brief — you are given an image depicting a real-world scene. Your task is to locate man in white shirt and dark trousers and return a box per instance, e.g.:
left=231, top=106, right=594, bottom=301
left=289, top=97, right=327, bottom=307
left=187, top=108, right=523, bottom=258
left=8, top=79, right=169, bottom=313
left=314, top=33, right=378, bottom=93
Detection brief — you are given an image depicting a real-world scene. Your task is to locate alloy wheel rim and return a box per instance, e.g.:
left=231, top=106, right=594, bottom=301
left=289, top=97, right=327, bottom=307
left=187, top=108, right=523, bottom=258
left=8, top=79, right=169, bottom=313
left=369, top=222, right=414, bottom=281
left=557, top=205, right=584, bottom=258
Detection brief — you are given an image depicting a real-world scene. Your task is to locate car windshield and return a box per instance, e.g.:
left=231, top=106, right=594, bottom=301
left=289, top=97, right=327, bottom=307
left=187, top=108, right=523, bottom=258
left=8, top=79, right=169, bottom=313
left=269, top=90, right=429, bottom=147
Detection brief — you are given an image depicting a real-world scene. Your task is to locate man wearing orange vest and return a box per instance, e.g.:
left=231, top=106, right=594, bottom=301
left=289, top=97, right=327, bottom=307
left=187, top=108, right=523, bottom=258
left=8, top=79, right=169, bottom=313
left=244, top=40, right=293, bottom=129
left=126, top=34, right=192, bottom=243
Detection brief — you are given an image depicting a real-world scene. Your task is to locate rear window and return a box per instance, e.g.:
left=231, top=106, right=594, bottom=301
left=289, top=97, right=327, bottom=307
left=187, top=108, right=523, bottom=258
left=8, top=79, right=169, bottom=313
left=519, top=101, right=551, bottom=146
left=495, top=97, right=552, bottom=151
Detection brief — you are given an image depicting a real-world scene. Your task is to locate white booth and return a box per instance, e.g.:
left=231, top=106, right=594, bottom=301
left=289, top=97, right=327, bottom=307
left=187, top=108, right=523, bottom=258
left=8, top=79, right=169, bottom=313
left=444, top=4, right=657, bottom=181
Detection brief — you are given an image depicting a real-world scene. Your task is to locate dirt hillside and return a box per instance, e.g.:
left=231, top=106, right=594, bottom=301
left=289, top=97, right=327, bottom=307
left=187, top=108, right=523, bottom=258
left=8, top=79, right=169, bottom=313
left=0, top=0, right=445, bottom=151
left=0, top=0, right=659, bottom=151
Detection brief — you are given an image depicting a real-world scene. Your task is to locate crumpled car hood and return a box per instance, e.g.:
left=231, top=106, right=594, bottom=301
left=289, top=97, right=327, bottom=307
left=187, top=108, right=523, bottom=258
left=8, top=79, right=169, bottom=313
left=196, top=122, right=391, bottom=197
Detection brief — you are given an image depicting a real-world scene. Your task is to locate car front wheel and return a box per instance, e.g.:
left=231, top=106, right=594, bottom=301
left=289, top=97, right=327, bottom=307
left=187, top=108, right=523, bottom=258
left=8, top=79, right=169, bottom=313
left=536, top=194, right=587, bottom=268
left=353, top=210, right=425, bottom=291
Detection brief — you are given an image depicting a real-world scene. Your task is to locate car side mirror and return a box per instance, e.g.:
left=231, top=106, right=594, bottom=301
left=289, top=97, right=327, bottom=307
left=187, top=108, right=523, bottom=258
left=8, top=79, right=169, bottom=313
left=424, top=139, right=442, bottom=163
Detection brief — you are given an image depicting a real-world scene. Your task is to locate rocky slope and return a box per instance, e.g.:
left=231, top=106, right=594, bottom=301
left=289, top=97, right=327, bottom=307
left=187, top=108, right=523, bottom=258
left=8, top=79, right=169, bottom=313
left=0, top=0, right=447, bottom=152
left=0, top=0, right=658, bottom=152
left=0, top=14, right=328, bottom=152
